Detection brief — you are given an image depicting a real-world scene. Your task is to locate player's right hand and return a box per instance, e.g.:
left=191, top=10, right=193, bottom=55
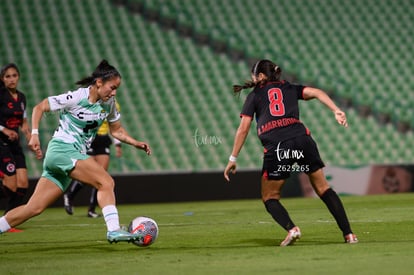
left=2, top=128, right=18, bottom=141
left=224, top=161, right=237, bottom=182
left=28, top=135, right=43, bottom=159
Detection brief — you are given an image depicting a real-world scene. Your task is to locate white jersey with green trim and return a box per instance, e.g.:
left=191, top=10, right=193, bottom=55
left=47, top=87, right=120, bottom=154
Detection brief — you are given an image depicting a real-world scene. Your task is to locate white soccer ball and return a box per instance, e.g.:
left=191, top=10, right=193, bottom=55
left=128, top=216, right=159, bottom=247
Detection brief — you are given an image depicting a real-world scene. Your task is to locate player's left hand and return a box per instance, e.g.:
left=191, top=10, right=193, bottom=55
left=334, top=110, right=348, bottom=127
left=136, top=142, right=151, bottom=155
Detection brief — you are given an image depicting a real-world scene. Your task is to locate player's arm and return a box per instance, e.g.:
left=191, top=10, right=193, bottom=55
left=230, top=116, right=252, bottom=158
left=302, top=87, right=348, bottom=127
left=21, top=117, right=31, bottom=142
left=109, top=120, right=151, bottom=155
left=112, top=137, right=122, bottom=158
left=21, top=96, right=31, bottom=141
left=224, top=116, right=252, bottom=182
left=29, top=98, right=51, bottom=159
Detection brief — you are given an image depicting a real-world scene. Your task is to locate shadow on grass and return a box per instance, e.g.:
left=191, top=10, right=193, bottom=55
left=3, top=235, right=413, bottom=257
left=0, top=239, right=143, bottom=255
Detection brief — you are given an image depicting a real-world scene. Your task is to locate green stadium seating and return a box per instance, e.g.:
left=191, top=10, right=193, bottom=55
left=0, top=0, right=412, bottom=177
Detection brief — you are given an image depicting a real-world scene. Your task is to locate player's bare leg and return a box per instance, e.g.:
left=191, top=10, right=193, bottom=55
left=69, top=158, right=142, bottom=243
left=0, top=177, right=62, bottom=232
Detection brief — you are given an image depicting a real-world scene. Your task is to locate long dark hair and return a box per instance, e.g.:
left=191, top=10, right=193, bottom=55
left=0, top=63, right=20, bottom=89
left=233, top=59, right=282, bottom=94
left=76, top=60, right=121, bottom=87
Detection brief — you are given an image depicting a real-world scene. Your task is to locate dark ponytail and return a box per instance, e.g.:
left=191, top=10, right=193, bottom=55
left=76, top=60, right=121, bottom=87
left=233, top=59, right=282, bottom=95
left=233, top=81, right=256, bottom=94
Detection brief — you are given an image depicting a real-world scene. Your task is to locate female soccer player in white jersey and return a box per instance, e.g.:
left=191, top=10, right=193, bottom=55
left=0, top=60, right=151, bottom=243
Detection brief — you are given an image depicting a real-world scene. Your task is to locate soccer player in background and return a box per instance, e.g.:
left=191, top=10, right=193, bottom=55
left=0, top=63, right=31, bottom=225
left=224, top=59, right=358, bottom=246
left=0, top=60, right=151, bottom=243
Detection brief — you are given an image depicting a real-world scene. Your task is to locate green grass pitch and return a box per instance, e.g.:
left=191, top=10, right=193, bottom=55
left=1, top=193, right=414, bottom=275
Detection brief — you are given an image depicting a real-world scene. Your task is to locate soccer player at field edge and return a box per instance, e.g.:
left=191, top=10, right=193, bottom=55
left=0, top=63, right=31, bottom=229
left=0, top=60, right=151, bottom=243
left=224, top=59, right=358, bottom=246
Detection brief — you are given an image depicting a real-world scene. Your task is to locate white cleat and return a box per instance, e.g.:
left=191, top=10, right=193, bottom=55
left=344, top=233, right=358, bottom=244
left=280, top=226, right=301, bottom=246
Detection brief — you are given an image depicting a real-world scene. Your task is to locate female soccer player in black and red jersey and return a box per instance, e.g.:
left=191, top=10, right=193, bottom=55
left=0, top=63, right=31, bottom=221
left=224, top=59, right=358, bottom=246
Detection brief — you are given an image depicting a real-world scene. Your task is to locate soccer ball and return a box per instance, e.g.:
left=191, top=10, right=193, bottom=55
left=128, top=216, right=159, bottom=247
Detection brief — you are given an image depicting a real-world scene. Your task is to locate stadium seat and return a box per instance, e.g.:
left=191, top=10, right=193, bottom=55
left=1, top=0, right=412, bottom=177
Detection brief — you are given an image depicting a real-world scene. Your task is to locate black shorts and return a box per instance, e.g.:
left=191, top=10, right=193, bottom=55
left=262, top=135, right=324, bottom=180
left=87, top=135, right=112, bottom=156
left=0, top=141, right=27, bottom=176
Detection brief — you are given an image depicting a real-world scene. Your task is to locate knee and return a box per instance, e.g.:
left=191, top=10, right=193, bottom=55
left=97, top=177, right=115, bottom=191
left=311, top=180, right=329, bottom=197
left=315, top=186, right=329, bottom=197
left=261, top=177, right=285, bottom=202
left=308, top=171, right=330, bottom=196
left=17, top=180, right=29, bottom=189
left=261, top=190, right=281, bottom=202
left=2, top=175, right=17, bottom=191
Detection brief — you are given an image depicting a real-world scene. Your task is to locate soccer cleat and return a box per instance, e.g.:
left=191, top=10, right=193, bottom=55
left=87, top=211, right=101, bottom=218
left=8, top=228, right=23, bottom=233
left=63, top=193, right=73, bottom=215
left=107, top=229, right=142, bottom=244
left=280, top=226, right=301, bottom=246
left=344, top=233, right=358, bottom=244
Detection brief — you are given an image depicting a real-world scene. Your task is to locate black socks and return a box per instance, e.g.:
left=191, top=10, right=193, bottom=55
left=264, top=189, right=353, bottom=237
left=88, top=187, right=98, bottom=212
left=66, top=180, right=84, bottom=200
left=67, top=180, right=98, bottom=212
left=320, top=188, right=352, bottom=236
left=3, top=187, right=27, bottom=213
left=15, top=187, right=27, bottom=207
left=264, top=199, right=295, bottom=231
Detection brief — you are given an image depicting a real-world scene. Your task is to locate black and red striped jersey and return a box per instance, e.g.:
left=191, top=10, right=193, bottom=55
left=240, top=80, right=308, bottom=148
left=0, top=87, right=27, bottom=144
